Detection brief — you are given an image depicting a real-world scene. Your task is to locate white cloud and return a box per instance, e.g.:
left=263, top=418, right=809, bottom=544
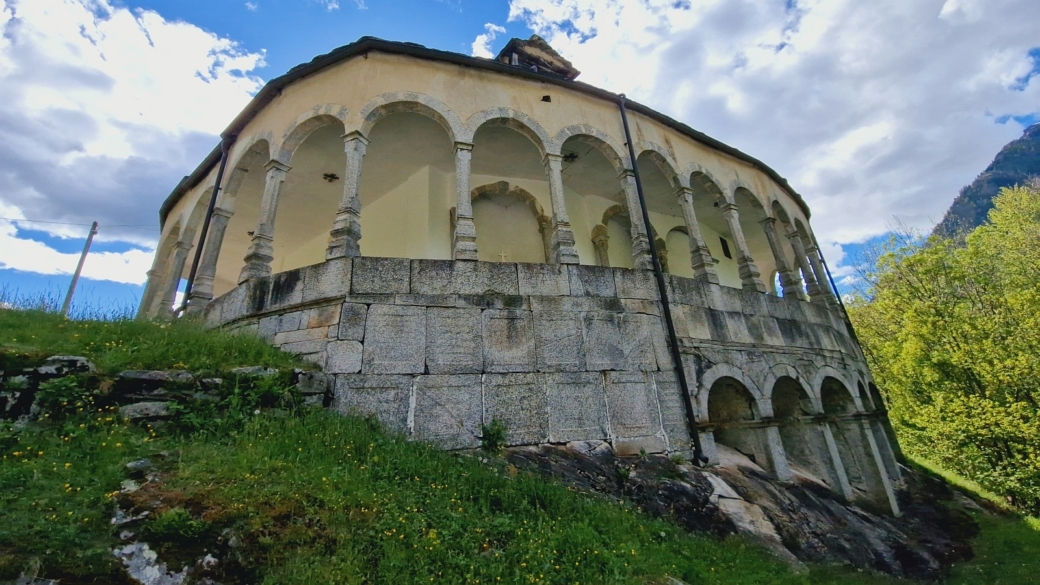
left=245, top=2, right=258, bottom=11
left=471, top=23, right=507, bottom=59
left=507, top=0, right=1040, bottom=268
left=0, top=0, right=265, bottom=285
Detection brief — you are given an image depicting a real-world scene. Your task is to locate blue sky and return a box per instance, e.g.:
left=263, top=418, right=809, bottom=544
left=1, top=0, right=1038, bottom=309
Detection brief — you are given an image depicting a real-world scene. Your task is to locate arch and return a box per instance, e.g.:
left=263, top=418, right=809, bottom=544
left=697, top=363, right=765, bottom=419
left=356, top=93, right=464, bottom=145
left=470, top=181, right=549, bottom=263
left=812, top=366, right=861, bottom=412
left=179, top=186, right=213, bottom=244
left=706, top=373, right=788, bottom=475
left=762, top=363, right=820, bottom=414
left=665, top=227, right=692, bottom=278
left=465, top=108, right=553, bottom=156
left=770, top=199, right=794, bottom=226
left=729, top=178, right=768, bottom=210
left=635, top=142, right=687, bottom=189
left=222, top=136, right=272, bottom=206
left=273, top=104, right=349, bottom=164
left=684, top=163, right=730, bottom=204
left=552, top=125, right=629, bottom=173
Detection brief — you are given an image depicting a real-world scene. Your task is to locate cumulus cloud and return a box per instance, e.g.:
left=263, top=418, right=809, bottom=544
left=245, top=2, right=258, bottom=11
left=507, top=0, right=1040, bottom=269
left=471, top=23, right=507, bottom=58
left=0, top=0, right=264, bottom=283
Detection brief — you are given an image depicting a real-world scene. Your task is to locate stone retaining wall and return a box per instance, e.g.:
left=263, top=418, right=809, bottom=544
left=206, top=257, right=869, bottom=458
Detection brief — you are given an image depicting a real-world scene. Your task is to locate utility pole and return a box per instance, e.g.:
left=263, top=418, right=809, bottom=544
left=61, top=221, right=98, bottom=317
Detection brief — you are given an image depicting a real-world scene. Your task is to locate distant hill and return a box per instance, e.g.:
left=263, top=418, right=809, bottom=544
left=933, top=123, right=1040, bottom=238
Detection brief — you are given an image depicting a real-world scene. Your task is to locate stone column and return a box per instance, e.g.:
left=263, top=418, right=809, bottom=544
left=239, top=160, right=290, bottom=283
left=591, top=224, right=609, bottom=267
left=186, top=207, right=233, bottom=313
left=805, top=240, right=839, bottom=308
left=786, top=229, right=822, bottom=303
left=137, top=268, right=163, bottom=319
left=763, top=424, right=794, bottom=482
left=720, top=203, right=766, bottom=292
left=618, top=170, right=653, bottom=270
left=760, top=217, right=804, bottom=298
left=675, top=187, right=719, bottom=283
left=452, top=142, right=478, bottom=261
left=326, top=132, right=368, bottom=259
left=820, top=423, right=856, bottom=501
left=543, top=153, right=580, bottom=264
left=860, top=419, right=901, bottom=516
left=160, top=240, right=192, bottom=315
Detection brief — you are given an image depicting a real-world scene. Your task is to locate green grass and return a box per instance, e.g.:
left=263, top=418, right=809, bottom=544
left=0, top=307, right=303, bottom=374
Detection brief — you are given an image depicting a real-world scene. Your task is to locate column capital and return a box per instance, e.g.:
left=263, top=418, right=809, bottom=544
left=720, top=202, right=740, bottom=214
left=617, top=169, right=636, bottom=180
left=759, top=216, right=778, bottom=228
left=213, top=206, right=234, bottom=219
left=341, top=130, right=370, bottom=146
left=542, top=152, right=564, bottom=166
left=264, top=159, right=291, bottom=174
left=146, top=269, right=163, bottom=278
left=674, top=186, right=694, bottom=199
left=173, top=239, right=193, bottom=251
left=454, top=141, right=474, bottom=153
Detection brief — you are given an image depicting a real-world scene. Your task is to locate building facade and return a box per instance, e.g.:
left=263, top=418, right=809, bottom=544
left=142, top=37, right=903, bottom=515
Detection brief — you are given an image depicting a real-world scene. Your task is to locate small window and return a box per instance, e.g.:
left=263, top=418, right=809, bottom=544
left=719, top=237, right=732, bottom=259
left=541, top=95, right=552, bottom=102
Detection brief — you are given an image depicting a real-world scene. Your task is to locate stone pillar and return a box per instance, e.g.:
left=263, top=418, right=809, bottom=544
left=763, top=424, right=794, bottom=482
left=591, top=224, right=609, bottom=267
left=821, top=422, right=856, bottom=501
left=675, top=187, right=719, bottom=283
left=618, top=170, right=653, bottom=270
left=805, top=240, right=839, bottom=308
left=699, top=431, right=719, bottom=466
left=240, top=160, right=290, bottom=283
left=786, top=229, right=822, bottom=303
left=860, top=419, right=901, bottom=516
left=543, top=154, right=580, bottom=264
left=452, top=142, right=478, bottom=261
left=137, top=268, right=163, bottom=319
left=326, top=132, right=368, bottom=260
left=760, top=217, right=804, bottom=297
left=720, top=203, right=766, bottom=292
left=186, top=207, right=233, bottom=313
left=160, top=240, right=192, bottom=315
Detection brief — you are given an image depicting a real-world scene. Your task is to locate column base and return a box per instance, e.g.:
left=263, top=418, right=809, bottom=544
left=738, top=257, right=767, bottom=293
left=550, top=222, right=580, bottom=265
left=690, top=246, right=720, bottom=284
left=453, top=216, right=479, bottom=261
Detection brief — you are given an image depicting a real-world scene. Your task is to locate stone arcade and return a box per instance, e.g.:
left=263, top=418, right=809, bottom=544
left=141, top=36, right=903, bottom=515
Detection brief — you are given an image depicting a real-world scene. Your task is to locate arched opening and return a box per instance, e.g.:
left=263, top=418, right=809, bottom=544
left=773, top=376, right=845, bottom=493
left=470, top=182, right=548, bottom=263
left=770, top=200, right=805, bottom=299
left=733, top=187, right=774, bottom=294
left=602, top=205, right=634, bottom=268
left=359, top=110, right=455, bottom=259
left=558, top=134, right=626, bottom=265
left=708, top=377, right=777, bottom=472
left=273, top=118, right=346, bottom=272
left=821, top=377, right=889, bottom=508
left=690, top=172, right=740, bottom=288
left=214, top=139, right=270, bottom=298
left=666, top=227, right=693, bottom=278
left=469, top=119, right=552, bottom=264
left=636, top=151, right=686, bottom=273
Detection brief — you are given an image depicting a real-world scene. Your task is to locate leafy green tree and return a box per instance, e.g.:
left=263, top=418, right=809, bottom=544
left=848, top=183, right=1040, bottom=513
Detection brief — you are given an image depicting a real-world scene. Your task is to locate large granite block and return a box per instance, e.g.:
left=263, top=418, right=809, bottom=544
left=723, top=312, right=753, bottom=344
left=530, top=295, right=621, bottom=313
left=605, top=371, right=666, bottom=454
left=338, top=303, right=367, bottom=341
left=410, top=259, right=455, bottom=294
left=353, top=257, right=410, bottom=294
left=302, top=257, right=351, bottom=302
left=219, top=281, right=251, bottom=323
left=258, top=311, right=303, bottom=341
left=745, top=315, right=784, bottom=346
left=333, top=375, right=412, bottom=433
left=567, top=264, right=616, bottom=297
left=414, top=375, right=482, bottom=449
left=274, top=327, right=329, bottom=345
left=303, top=304, right=341, bottom=329
left=619, top=314, right=661, bottom=371
left=613, top=268, right=659, bottom=300
left=517, top=263, right=570, bottom=296
left=482, top=373, right=548, bottom=445
left=396, top=294, right=457, bottom=307
left=681, top=306, right=713, bottom=340
left=362, top=305, right=426, bottom=374
left=482, top=309, right=535, bottom=372
left=666, top=274, right=706, bottom=307
left=533, top=311, right=585, bottom=372
left=268, top=269, right=304, bottom=309
left=454, top=261, right=519, bottom=295
left=705, top=309, right=730, bottom=341
left=653, top=371, right=692, bottom=449
left=280, top=338, right=328, bottom=356
left=546, top=372, right=608, bottom=442
left=326, top=340, right=363, bottom=374
left=737, top=289, right=770, bottom=316
left=583, top=312, right=624, bottom=371
left=456, top=294, right=530, bottom=310
left=702, top=284, right=742, bottom=313
left=426, top=307, right=483, bottom=374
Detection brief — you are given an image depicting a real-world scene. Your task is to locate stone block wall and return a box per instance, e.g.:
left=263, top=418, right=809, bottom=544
left=206, top=258, right=869, bottom=456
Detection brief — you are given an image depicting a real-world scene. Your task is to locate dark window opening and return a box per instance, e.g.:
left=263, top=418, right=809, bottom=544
left=541, top=95, right=552, bottom=102
left=720, top=237, right=732, bottom=259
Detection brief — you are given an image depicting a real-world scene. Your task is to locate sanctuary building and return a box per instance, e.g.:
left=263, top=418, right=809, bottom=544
left=141, top=36, right=903, bottom=515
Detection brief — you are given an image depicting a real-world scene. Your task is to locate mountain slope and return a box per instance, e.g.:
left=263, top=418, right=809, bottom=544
left=934, top=123, right=1040, bottom=237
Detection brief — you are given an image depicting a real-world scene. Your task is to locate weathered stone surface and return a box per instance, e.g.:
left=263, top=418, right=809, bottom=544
left=333, top=375, right=412, bottom=433
left=303, top=304, right=341, bottom=329
left=666, top=274, right=706, bottom=306
left=395, top=294, right=457, bottom=307
left=338, top=303, right=368, bottom=341
left=268, top=269, right=304, bottom=308
left=362, top=305, right=426, bottom=374
left=653, top=371, right=692, bottom=449
left=619, top=314, right=662, bottom=371
left=37, top=356, right=95, bottom=376
left=353, top=257, right=410, bottom=294
left=230, top=366, right=278, bottom=377
left=302, top=257, right=351, bottom=302
left=414, top=375, right=482, bottom=449
left=120, top=402, right=171, bottom=419
left=425, top=307, right=482, bottom=374
left=258, top=311, right=303, bottom=340
left=453, top=261, right=519, bottom=295
left=273, top=327, right=329, bottom=345
left=613, top=268, right=659, bottom=300
left=118, top=370, right=194, bottom=386
left=567, top=264, right=616, bottom=297
left=455, top=294, right=530, bottom=310
left=517, top=263, right=569, bottom=296
left=409, top=259, right=455, bottom=294
left=583, top=312, right=624, bottom=371
left=546, top=372, right=608, bottom=442
left=483, top=373, right=548, bottom=444
left=533, top=311, right=585, bottom=372
left=604, top=371, right=664, bottom=446
left=280, top=338, right=328, bottom=355
left=326, top=340, right=363, bottom=374
left=482, top=310, right=535, bottom=372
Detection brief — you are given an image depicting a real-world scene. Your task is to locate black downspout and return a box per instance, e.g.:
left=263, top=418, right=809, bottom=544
left=178, top=133, right=237, bottom=316
left=617, top=95, right=707, bottom=465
